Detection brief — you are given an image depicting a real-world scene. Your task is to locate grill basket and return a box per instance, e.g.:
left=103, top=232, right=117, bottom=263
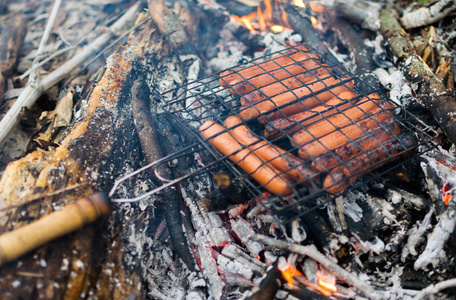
left=115, top=44, right=438, bottom=223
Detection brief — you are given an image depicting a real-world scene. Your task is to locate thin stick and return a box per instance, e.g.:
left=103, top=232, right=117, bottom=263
left=252, top=234, right=384, bottom=300
left=0, top=2, right=140, bottom=147
left=412, top=278, right=456, bottom=300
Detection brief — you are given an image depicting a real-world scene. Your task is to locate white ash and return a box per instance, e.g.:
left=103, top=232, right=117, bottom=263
left=414, top=202, right=456, bottom=270
left=217, top=254, right=254, bottom=280
left=291, top=218, right=307, bottom=243
left=373, top=67, right=416, bottom=107
left=401, top=206, right=435, bottom=261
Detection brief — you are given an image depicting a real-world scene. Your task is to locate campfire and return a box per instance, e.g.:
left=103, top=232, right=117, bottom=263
left=0, top=0, right=456, bottom=299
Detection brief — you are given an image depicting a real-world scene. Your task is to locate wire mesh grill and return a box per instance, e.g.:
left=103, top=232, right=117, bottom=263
left=154, top=44, right=437, bottom=223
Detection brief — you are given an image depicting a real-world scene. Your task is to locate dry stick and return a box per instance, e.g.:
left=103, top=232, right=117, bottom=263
left=401, top=0, right=456, bottom=29
left=412, top=278, right=456, bottom=300
left=252, top=234, right=384, bottom=300
left=0, top=2, right=140, bottom=147
left=379, top=8, right=456, bottom=145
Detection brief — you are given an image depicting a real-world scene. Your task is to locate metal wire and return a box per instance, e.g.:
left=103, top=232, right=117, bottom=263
left=110, top=44, right=438, bottom=223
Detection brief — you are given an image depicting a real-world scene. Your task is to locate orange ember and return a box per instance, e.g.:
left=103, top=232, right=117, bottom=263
left=443, top=182, right=453, bottom=205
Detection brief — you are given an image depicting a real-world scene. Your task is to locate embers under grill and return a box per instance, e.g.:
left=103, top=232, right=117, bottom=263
left=115, top=44, right=438, bottom=223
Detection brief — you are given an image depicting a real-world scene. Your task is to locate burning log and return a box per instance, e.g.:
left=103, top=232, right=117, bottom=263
left=379, top=8, right=456, bottom=145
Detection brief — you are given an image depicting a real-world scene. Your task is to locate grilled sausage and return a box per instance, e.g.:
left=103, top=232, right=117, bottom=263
left=297, top=100, right=395, bottom=159
left=264, top=91, right=358, bottom=138
left=289, top=93, right=381, bottom=155
left=224, top=115, right=318, bottom=186
left=312, top=118, right=402, bottom=171
left=323, top=132, right=418, bottom=194
left=220, top=45, right=319, bottom=89
left=239, top=76, right=355, bottom=121
left=240, top=66, right=332, bottom=106
left=200, top=120, right=293, bottom=196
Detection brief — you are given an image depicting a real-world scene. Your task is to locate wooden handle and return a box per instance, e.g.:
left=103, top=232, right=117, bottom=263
left=0, top=192, right=111, bottom=266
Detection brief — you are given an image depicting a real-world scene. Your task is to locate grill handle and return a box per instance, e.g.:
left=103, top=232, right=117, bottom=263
left=0, top=192, right=111, bottom=267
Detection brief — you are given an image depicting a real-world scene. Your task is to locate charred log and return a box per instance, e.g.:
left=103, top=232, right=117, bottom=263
left=246, top=265, right=282, bottom=300
left=131, top=78, right=195, bottom=271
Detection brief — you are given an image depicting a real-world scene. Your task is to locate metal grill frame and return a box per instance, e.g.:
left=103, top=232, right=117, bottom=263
left=112, top=44, right=439, bottom=224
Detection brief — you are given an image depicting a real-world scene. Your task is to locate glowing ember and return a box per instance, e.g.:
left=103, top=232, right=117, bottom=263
left=280, top=262, right=303, bottom=289
left=443, top=182, right=453, bottom=205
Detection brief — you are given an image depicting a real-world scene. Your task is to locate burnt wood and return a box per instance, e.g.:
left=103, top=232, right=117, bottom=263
left=131, top=78, right=195, bottom=271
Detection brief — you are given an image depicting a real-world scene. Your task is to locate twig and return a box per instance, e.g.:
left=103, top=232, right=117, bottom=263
left=29, top=0, right=62, bottom=83
left=252, top=234, right=384, bottom=300
left=20, top=42, right=82, bottom=80
left=0, top=2, right=141, bottom=147
left=412, top=278, right=456, bottom=300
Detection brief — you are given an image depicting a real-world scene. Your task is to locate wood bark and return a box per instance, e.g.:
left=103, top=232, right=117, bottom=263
left=0, top=20, right=157, bottom=299
left=379, top=8, right=456, bottom=145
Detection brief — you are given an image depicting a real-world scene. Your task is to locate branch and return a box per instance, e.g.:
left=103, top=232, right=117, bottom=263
left=412, top=278, right=456, bottom=300
left=252, top=234, right=384, bottom=300
left=0, top=3, right=141, bottom=147
left=379, top=8, right=456, bottom=145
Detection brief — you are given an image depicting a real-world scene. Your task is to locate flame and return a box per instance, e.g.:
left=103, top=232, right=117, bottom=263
left=280, top=263, right=304, bottom=289
left=233, top=0, right=304, bottom=33
left=311, top=16, right=318, bottom=27
left=280, top=261, right=337, bottom=296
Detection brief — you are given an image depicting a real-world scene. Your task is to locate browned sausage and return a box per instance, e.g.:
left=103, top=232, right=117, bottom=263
left=227, top=58, right=325, bottom=96
left=312, top=118, right=402, bottom=171
left=289, top=93, right=381, bottom=155
left=224, top=115, right=318, bottom=186
left=199, top=120, right=293, bottom=196
left=220, top=46, right=319, bottom=88
left=323, top=132, right=417, bottom=194
left=239, top=77, right=356, bottom=121
left=297, top=100, right=395, bottom=159
left=264, top=91, right=358, bottom=138
left=240, top=66, right=332, bottom=106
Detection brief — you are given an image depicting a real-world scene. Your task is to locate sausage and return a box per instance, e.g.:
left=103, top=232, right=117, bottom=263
left=230, top=60, right=328, bottom=96
left=240, top=66, right=332, bottom=106
left=297, top=100, right=395, bottom=159
left=264, top=91, right=358, bottom=138
left=239, top=76, right=355, bottom=121
left=199, top=120, right=293, bottom=196
left=224, top=115, right=318, bottom=186
left=220, top=46, right=319, bottom=88
left=323, top=132, right=418, bottom=194
left=312, top=119, right=402, bottom=171
left=290, top=93, right=381, bottom=155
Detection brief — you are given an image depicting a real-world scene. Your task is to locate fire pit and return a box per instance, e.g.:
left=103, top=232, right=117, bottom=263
left=0, top=0, right=456, bottom=299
